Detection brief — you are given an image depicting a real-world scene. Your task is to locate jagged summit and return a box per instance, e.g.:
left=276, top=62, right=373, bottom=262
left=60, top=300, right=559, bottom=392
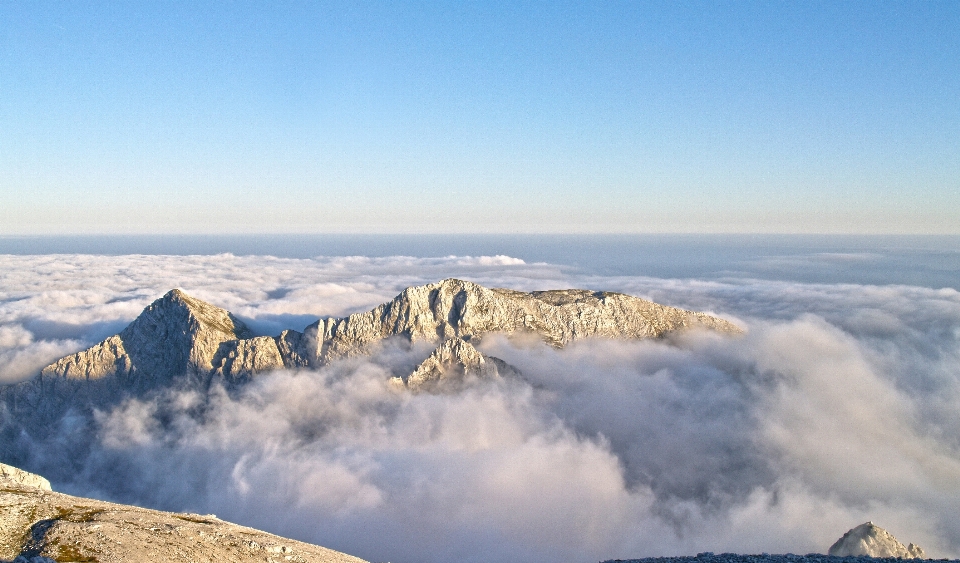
left=35, top=279, right=741, bottom=392
left=300, top=278, right=741, bottom=365
left=828, top=522, right=925, bottom=559
left=41, top=288, right=253, bottom=386
left=400, top=336, right=516, bottom=392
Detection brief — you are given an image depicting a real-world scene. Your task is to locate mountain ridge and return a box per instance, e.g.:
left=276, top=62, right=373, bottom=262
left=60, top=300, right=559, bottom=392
left=36, top=278, right=742, bottom=392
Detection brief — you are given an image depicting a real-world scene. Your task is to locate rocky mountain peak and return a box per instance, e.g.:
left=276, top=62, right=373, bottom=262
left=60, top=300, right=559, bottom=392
left=401, top=336, right=508, bottom=392
left=33, top=281, right=741, bottom=394
left=40, top=289, right=252, bottom=385
left=828, top=522, right=926, bottom=558
left=309, top=277, right=742, bottom=364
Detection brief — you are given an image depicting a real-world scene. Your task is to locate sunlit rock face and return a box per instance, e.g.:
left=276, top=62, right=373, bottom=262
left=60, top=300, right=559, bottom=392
left=398, top=337, right=511, bottom=392
left=0, top=462, right=51, bottom=492
left=40, top=288, right=253, bottom=386
left=828, top=522, right=926, bottom=558
left=301, top=278, right=742, bottom=365
left=0, top=463, right=367, bottom=563
left=34, top=279, right=741, bottom=391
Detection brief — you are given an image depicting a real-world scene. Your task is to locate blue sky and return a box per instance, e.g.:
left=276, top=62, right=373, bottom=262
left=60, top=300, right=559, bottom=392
left=1, top=1, right=957, bottom=234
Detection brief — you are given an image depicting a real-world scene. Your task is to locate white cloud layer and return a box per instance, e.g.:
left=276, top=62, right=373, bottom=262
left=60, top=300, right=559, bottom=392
left=2, top=253, right=960, bottom=563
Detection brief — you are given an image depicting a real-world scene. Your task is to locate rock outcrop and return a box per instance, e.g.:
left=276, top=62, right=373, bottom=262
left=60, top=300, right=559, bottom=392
left=300, top=280, right=741, bottom=366
left=0, top=464, right=366, bottom=563
left=828, top=522, right=925, bottom=558
left=41, top=289, right=255, bottom=386
left=400, top=337, right=514, bottom=392
left=0, top=463, right=51, bottom=493
left=36, top=279, right=741, bottom=392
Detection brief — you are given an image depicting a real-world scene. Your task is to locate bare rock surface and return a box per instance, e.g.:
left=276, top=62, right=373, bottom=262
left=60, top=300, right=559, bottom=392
left=0, top=467, right=366, bottom=563
left=212, top=336, right=286, bottom=383
left=35, top=279, right=741, bottom=391
left=828, top=522, right=925, bottom=558
left=0, top=465, right=50, bottom=493
left=401, top=337, right=505, bottom=391
left=301, top=279, right=741, bottom=365
left=41, top=289, right=252, bottom=386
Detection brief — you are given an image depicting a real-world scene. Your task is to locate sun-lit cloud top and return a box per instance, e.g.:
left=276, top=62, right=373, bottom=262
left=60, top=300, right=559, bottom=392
left=3, top=252, right=960, bottom=562
left=1, top=1, right=957, bottom=234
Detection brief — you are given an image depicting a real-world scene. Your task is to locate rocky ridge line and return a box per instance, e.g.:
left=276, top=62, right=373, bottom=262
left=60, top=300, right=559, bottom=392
left=39, top=279, right=742, bottom=391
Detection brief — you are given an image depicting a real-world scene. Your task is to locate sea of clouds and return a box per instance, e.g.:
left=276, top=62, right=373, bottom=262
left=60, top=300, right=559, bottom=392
left=1, top=252, right=960, bottom=563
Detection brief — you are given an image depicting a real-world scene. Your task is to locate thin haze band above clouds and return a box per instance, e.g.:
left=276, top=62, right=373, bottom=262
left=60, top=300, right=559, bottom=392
left=1, top=253, right=959, bottom=563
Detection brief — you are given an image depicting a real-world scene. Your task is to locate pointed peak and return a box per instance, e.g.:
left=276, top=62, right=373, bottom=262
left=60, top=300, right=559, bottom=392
left=160, top=288, right=200, bottom=307
left=152, top=288, right=208, bottom=314
left=164, top=288, right=188, bottom=299
left=156, top=288, right=221, bottom=314
left=136, top=289, right=252, bottom=339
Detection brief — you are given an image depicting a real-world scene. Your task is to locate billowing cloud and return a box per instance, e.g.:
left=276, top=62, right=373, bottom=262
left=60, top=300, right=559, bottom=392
left=1, top=253, right=960, bottom=563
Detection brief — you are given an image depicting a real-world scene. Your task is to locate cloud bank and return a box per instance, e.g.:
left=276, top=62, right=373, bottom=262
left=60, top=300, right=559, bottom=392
left=2, top=253, right=960, bottom=563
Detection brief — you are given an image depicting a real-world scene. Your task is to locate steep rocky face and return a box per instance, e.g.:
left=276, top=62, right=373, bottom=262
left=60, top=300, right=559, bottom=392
left=301, top=278, right=742, bottom=365
left=211, top=336, right=286, bottom=383
left=0, top=464, right=366, bottom=563
left=828, top=522, right=925, bottom=558
left=40, top=289, right=252, bottom=386
left=33, top=279, right=741, bottom=392
left=400, top=337, right=508, bottom=392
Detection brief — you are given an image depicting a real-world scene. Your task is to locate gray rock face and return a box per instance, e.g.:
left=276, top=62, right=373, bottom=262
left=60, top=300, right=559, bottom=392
left=828, top=522, right=925, bottom=558
left=36, top=279, right=741, bottom=391
left=401, top=337, right=507, bottom=392
left=0, top=463, right=51, bottom=492
left=41, top=289, right=253, bottom=386
left=0, top=464, right=366, bottom=563
left=211, top=335, right=286, bottom=383
left=300, top=279, right=741, bottom=366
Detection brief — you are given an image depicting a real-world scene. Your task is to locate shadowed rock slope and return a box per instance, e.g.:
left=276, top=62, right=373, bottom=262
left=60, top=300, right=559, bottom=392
left=0, top=463, right=366, bottom=563
left=37, top=279, right=741, bottom=392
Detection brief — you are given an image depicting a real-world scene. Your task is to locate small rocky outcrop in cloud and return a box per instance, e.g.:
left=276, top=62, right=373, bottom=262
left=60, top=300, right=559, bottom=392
left=828, top=521, right=926, bottom=558
left=399, top=336, right=518, bottom=392
left=0, top=463, right=367, bottom=563
left=36, top=279, right=741, bottom=392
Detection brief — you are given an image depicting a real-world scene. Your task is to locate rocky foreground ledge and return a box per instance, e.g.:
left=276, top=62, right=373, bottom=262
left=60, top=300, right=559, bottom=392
left=0, top=463, right=366, bottom=563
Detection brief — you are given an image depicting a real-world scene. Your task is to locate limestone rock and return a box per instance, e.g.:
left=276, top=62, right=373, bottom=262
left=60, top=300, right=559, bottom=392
left=304, top=278, right=742, bottom=365
left=212, top=335, right=285, bottom=383
left=402, top=337, right=508, bottom=391
left=41, top=289, right=252, bottom=386
left=35, top=279, right=741, bottom=390
left=0, top=463, right=51, bottom=492
left=275, top=329, right=312, bottom=368
left=0, top=464, right=366, bottom=563
left=828, top=521, right=926, bottom=558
